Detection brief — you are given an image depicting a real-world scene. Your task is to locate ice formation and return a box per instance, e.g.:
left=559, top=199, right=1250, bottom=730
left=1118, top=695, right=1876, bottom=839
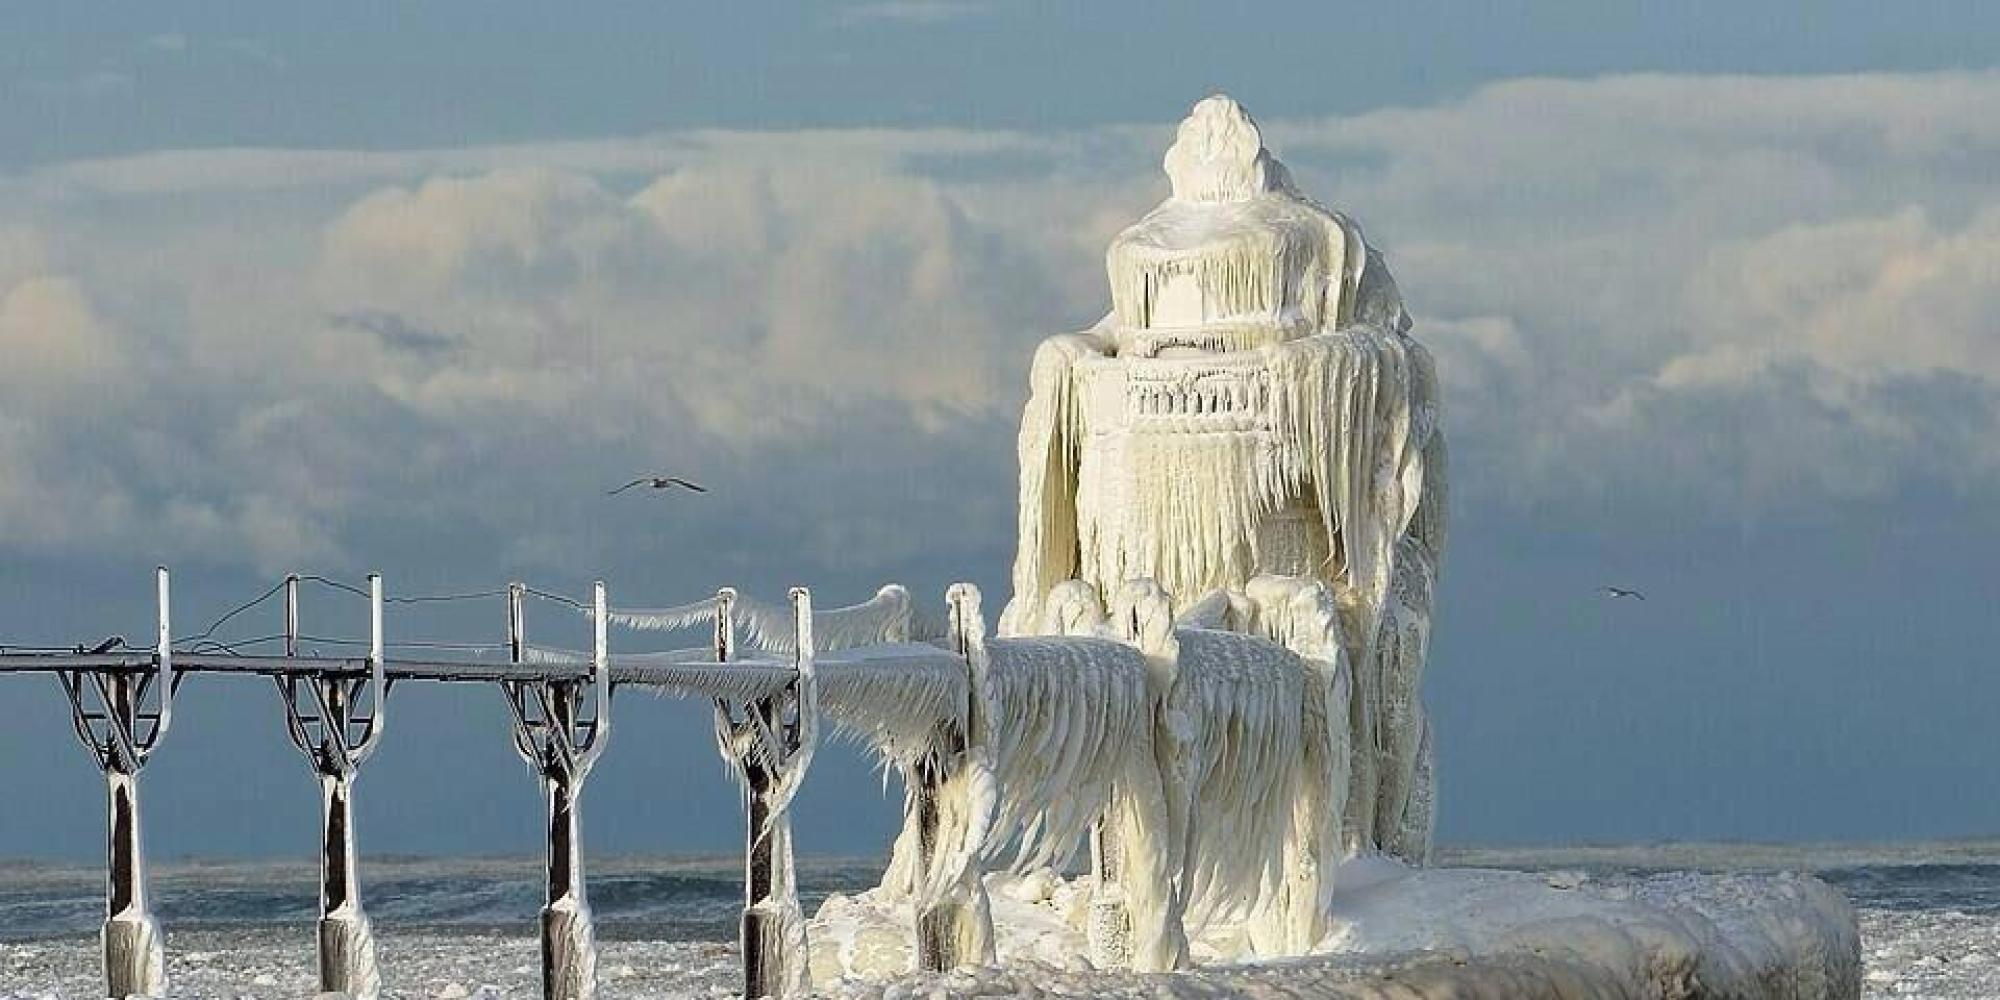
left=610, top=584, right=919, bottom=654
left=810, top=862, right=1862, bottom=1000
left=777, top=95, right=1454, bottom=981
left=1000, top=94, right=1446, bottom=870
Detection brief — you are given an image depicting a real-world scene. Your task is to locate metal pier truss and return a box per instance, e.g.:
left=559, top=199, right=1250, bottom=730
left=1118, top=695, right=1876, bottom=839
left=0, top=568, right=977, bottom=1000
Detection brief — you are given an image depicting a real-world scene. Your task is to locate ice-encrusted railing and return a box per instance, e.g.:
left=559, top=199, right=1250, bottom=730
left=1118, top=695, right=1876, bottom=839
left=588, top=574, right=1360, bottom=984
left=0, top=567, right=1354, bottom=998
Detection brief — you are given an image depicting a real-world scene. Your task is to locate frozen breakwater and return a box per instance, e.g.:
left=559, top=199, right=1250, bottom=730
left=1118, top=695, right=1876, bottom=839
left=810, top=861, right=1859, bottom=999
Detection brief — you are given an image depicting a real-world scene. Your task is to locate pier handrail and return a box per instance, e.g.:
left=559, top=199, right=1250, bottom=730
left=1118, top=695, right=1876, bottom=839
left=0, top=569, right=980, bottom=1000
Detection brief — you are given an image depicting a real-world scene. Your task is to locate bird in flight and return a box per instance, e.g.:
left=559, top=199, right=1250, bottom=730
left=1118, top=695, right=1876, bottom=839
left=608, top=476, right=708, bottom=496
left=1600, top=586, right=1645, bottom=600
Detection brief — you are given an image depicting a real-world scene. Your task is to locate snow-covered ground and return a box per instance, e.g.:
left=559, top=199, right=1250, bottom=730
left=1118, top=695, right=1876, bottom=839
left=1, top=927, right=743, bottom=999
left=1858, top=908, right=1995, bottom=999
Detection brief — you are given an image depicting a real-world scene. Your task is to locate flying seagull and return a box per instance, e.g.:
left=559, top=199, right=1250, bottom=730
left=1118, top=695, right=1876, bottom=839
left=1600, top=586, right=1645, bottom=601
left=608, top=476, right=708, bottom=496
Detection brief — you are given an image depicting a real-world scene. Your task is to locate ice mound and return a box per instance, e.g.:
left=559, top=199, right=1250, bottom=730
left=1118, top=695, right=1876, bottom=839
left=805, top=858, right=1861, bottom=999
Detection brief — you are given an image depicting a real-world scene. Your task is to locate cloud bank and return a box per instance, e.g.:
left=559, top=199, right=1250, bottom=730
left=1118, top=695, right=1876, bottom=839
left=1, top=71, right=1995, bottom=583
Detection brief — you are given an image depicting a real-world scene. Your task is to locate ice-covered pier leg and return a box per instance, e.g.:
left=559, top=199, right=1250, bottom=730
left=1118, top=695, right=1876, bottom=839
left=102, top=767, right=165, bottom=998
left=741, top=740, right=799, bottom=998
left=1105, top=755, right=1188, bottom=972
left=316, top=772, right=379, bottom=999
left=910, top=750, right=980, bottom=971
left=1108, top=580, right=1192, bottom=973
left=1247, top=579, right=1352, bottom=956
left=56, top=568, right=176, bottom=998
left=542, top=761, right=595, bottom=1000
left=277, top=574, right=387, bottom=1000
left=1086, top=822, right=1132, bottom=969
left=503, top=581, right=614, bottom=1000
left=736, top=588, right=814, bottom=999
left=911, top=585, right=996, bottom=974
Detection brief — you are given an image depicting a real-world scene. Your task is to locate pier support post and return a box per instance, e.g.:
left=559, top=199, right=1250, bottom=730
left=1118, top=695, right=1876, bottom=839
left=740, top=744, right=798, bottom=999
left=1086, top=821, right=1133, bottom=969
left=541, top=764, right=593, bottom=999
left=58, top=568, right=176, bottom=998
left=910, top=750, right=971, bottom=972
left=728, top=588, right=814, bottom=1000
left=102, top=767, right=163, bottom=998
left=277, top=573, right=389, bottom=1000
left=912, top=584, right=995, bottom=974
left=316, top=771, right=376, bottom=996
left=503, top=581, right=613, bottom=1000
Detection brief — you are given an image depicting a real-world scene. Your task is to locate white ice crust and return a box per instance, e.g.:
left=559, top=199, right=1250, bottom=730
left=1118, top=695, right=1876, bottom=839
left=807, top=859, right=1861, bottom=999
left=999, top=96, right=1444, bottom=880
left=917, top=95, right=1448, bottom=971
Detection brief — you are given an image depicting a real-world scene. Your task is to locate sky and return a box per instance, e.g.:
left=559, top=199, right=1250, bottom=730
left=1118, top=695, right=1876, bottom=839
left=1, top=2, right=1998, bottom=862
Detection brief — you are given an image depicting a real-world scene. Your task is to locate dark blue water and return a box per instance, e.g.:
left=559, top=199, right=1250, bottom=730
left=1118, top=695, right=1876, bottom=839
left=1443, top=841, right=2000, bottom=914
left=4, top=844, right=1997, bottom=943
left=1817, top=863, right=2000, bottom=914
left=0, top=857, right=884, bottom=943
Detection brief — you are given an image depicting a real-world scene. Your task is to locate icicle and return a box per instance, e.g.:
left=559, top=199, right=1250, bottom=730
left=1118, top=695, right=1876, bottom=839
left=520, top=643, right=588, bottom=666
left=1000, top=328, right=1111, bottom=636
left=1166, top=628, right=1308, bottom=930
left=733, top=585, right=911, bottom=654
left=598, top=584, right=915, bottom=656
left=980, top=635, right=1151, bottom=873
left=816, top=647, right=969, bottom=768
left=605, top=596, right=720, bottom=633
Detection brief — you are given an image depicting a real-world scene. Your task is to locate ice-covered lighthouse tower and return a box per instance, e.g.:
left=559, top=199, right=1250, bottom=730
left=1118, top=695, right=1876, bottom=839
left=1001, top=95, right=1447, bottom=856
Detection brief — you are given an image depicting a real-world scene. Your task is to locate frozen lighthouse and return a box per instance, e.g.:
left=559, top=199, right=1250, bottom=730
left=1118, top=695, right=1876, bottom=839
left=1002, top=95, right=1447, bottom=861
